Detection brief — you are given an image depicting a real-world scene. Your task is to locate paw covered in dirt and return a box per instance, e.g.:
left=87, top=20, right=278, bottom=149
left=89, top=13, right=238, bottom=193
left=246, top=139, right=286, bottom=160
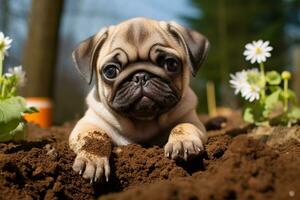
left=164, top=138, right=204, bottom=161
left=164, top=123, right=206, bottom=161
left=70, top=131, right=113, bottom=184
left=73, top=151, right=110, bottom=183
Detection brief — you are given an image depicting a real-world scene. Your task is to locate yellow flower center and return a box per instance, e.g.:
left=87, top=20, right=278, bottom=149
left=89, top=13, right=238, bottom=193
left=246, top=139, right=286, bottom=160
left=0, top=41, right=4, bottom=50
left=255, top=47, right=262, bottom=55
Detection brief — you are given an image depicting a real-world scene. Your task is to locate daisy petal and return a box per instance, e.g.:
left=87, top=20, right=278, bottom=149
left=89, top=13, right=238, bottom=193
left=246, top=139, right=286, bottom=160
left=245, top=44, right=255, bottom=50
left=262, top=41, right=269, bottom=48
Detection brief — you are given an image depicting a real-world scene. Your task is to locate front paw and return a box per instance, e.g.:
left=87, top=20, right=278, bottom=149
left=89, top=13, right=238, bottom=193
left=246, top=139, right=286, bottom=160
left=164, top=123, right=206, bottom=161
left=72, top=150, right=110, bottom=183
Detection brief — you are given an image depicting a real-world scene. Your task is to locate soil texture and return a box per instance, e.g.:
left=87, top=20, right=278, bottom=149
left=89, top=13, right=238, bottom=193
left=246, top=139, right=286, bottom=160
left=0, top=116, right=299, bottom=200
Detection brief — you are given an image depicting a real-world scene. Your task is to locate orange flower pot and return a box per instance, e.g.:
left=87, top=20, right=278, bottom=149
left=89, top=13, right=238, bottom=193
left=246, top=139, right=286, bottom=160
left=24, top=97, right=52, bottom=128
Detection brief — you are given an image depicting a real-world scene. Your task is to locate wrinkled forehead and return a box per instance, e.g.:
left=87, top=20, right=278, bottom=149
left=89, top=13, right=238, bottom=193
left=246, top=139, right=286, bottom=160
left=101, top=20, right=181, bottom=62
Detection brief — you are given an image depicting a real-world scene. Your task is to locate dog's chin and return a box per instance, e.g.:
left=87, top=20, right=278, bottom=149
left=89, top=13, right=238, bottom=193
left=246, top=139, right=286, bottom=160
left=128, top=96, right=160, bottom=120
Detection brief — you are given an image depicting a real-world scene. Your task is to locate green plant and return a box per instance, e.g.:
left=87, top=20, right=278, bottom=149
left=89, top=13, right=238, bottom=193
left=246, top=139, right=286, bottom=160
left=0, top=32, right=37, bottom=142
left=230, top=40, right=300, bottom=126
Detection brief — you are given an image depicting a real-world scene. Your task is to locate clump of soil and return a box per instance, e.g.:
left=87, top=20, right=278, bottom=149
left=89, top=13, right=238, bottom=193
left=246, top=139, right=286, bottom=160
left=204, top=116, right=228, bottom=131
left=0, top=117, right=299, bottom=200
left=103, top=134, right=300, bottom=200
left=111, top=144, right=188, bottom=190
left=0, top=140, right=95, bottom=200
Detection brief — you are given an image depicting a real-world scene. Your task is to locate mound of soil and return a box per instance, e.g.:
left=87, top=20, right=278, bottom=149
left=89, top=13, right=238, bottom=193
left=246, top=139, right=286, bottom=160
left=103, top=135, right=300, bottom=200
left=0, top=116, right=299, bottom=200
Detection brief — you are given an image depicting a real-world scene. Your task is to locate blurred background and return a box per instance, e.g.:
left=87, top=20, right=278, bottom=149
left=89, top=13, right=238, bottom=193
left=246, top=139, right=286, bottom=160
left=1, top=0, right=300, bottom=124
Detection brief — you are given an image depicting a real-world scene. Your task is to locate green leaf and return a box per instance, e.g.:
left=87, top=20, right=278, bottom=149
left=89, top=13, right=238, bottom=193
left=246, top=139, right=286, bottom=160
left=247, top=70, right=261, bottom=85
left=0, top=96, right=29, bottom=141
left=266, top=71, right=282, bottom=85
left=268, top=86, right=281, bottom=93
left=0, top=96, right=27, bottom=122
left=243, top=103, right=266, bottom=125
left=0, top=121, right=27, bottom=142
left=243, top=107, right=254, bottom=123
left=274, top=106, right=300, bottom=126
left=287, top=106, right=300, bottom=120
left=10, top=122, right=27, bottom=141
left=0, top=130, right=13, bottom=142
left=279, top=89, right=297, bottom=104
left=265, top=90, right=281, bottom=111
left=24, top=106, right=39, bottom=114
left=287, top=90, right=297, bottom=103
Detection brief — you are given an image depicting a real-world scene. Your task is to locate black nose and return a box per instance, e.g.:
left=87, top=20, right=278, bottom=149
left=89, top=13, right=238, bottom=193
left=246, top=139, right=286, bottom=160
left=132, top=71, right=151, bottom=85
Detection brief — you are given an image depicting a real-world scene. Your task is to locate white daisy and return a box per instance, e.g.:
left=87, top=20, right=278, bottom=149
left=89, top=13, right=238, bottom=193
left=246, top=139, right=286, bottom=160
left=229, top=70, right=248, bottom=95
left=230, top=68, right=261, bottom=102
left=0, top=32, right=13, bottom=56
left=8, top=65, right=26, bottom=87
left=243, top=40, right=273, bottom=64
left=241, top=84, right=260, bottom=102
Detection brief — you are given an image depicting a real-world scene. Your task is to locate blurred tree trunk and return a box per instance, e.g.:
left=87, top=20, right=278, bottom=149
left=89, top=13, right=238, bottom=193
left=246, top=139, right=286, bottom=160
left=23, top=0, right=64, bottom=97
left=293, top=47, right=300, bottom=103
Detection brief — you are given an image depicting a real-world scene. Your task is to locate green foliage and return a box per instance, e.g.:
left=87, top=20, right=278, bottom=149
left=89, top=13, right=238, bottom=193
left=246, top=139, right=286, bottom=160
left=284, top=107, right=300, bottom=126
left=243, top=103, right=265, bottom=124
left=266, top=71, right=281, bottom=85
left=229, top=38, right=300, bottom=127
left=241, top=70, right=300, bottom=126
left=0, top=96, right=31, bottom=141
left=0, top=32, right=37, bottom=142
left=184, top=0, right=295, bottom=111
left=280, top=89, right=297, bottom=104
left=264, top=90, right=281, bottom=116
left=0, top=73, right=36, bottom=142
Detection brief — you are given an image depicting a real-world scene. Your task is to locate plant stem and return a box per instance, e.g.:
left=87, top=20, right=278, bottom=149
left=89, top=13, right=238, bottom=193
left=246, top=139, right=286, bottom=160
left=1, top=79, right=6, bottom=98
left=284, top=79, right=288, bottom=112
left=0, top=52, right=3, bottom=99
left=259, top=62, right=266, bottom=100
left=8, top=87, right=16, bottom=98
left=0, top=52, right=3, bottom=76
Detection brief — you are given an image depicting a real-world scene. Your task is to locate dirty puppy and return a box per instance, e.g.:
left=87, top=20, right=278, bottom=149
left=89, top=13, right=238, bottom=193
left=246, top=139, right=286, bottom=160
left=69, top=17, right=209, bottom=183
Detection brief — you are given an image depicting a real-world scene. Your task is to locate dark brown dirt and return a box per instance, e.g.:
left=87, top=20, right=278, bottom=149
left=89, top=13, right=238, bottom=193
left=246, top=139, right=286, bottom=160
left=102, top=134, right=300, bottom=200
left=111, top=144, right=188, bottom=191
left=0, top=116, right=299, bottom=200
left=0, top=139, right=95, bottom=200
left=204, top=116, right=228, bottom=131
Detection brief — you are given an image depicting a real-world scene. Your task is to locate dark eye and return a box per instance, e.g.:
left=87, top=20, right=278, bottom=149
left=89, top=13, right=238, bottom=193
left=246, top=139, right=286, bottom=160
left=102, top=63, right=120, bottom=79
left=163, top=56, right=181, bottom=74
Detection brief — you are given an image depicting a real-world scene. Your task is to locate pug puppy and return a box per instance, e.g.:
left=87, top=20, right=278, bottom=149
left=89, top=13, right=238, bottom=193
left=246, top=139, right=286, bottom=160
left=69, top=17, right=209, bottom=183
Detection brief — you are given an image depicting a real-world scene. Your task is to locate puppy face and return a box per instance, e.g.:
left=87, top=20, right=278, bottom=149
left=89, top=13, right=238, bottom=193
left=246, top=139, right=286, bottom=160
left=73, top=18, right=209, bottom=120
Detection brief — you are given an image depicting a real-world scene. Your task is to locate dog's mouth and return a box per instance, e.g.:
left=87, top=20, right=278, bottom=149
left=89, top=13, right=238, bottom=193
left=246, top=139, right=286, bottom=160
left=110, top=72, right=180, bottom=120
left=129, top=96, right=160, bottom=119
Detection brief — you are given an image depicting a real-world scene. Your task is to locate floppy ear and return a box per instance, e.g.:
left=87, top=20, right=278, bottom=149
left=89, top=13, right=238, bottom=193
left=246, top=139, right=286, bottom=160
left=162, top=21, right=210, bottom=76
left=72, top=27, right=108, bottom=84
